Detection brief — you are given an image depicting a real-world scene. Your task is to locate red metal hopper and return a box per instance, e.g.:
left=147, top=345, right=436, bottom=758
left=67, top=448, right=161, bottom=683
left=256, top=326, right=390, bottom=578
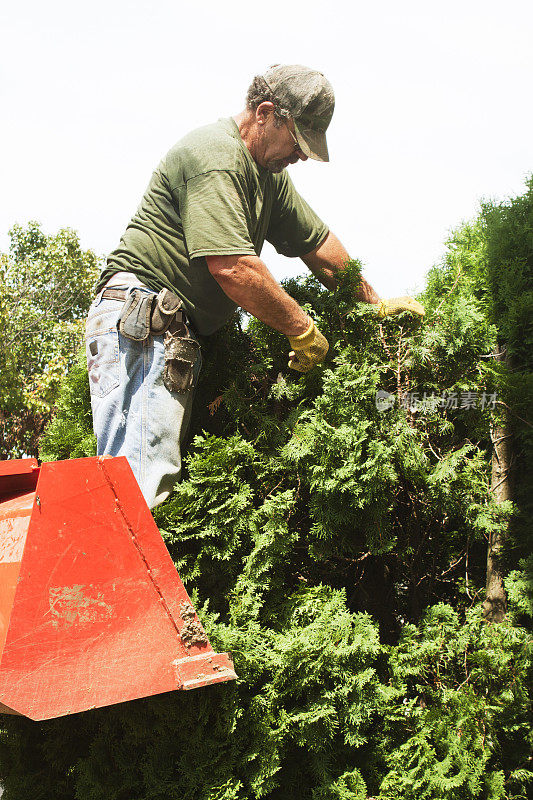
left=0, top=456, right=236, bottom=720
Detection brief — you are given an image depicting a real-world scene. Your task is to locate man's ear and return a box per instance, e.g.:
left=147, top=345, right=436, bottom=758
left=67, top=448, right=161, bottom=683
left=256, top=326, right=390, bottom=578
left=255, top=101, right=275, bottom=126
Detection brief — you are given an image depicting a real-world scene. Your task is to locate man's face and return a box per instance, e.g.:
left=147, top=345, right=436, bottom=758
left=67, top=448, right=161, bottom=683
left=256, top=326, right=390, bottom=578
left=254, top=104, right=308, bottom=173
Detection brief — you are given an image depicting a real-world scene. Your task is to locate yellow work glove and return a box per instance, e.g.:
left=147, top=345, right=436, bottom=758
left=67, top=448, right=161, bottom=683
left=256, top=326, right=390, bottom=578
left=287, top=319, right=329, bottom=373
left=375, top=296, right=425, bottom=318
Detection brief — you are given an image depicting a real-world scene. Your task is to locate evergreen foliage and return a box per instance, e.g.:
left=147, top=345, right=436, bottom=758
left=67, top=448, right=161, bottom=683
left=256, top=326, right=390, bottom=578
left=380, top=604, right=532, bottom=800
left=480, top=180, right=533, bottom=612
left=2, top=183, right=532, bottom=798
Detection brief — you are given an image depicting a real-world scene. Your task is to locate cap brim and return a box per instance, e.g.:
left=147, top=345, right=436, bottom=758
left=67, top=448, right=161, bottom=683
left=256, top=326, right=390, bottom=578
left=294, top=120, right=329, bottom=162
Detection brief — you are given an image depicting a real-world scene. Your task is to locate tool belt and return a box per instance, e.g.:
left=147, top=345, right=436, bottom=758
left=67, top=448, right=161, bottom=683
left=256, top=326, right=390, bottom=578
left=102, top=286, right=200, bottom=394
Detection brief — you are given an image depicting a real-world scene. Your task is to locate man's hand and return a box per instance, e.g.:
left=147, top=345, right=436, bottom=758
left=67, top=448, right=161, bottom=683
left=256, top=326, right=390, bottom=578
left=375, top=297, right=425, bottom=318
left=287, top=319, right=329, bottom=372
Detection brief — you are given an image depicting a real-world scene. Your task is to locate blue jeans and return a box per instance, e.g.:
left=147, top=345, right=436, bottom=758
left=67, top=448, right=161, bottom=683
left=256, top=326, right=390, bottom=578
left=85, top=286, right=201, bottom=508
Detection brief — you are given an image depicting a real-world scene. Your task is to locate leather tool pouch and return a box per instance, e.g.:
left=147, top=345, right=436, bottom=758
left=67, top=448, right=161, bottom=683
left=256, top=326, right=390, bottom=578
left=163, top=331, right=200, bottom=394
left=118, top=289, right=153, bottom=341
left=150, top=288, right=183, bottom=335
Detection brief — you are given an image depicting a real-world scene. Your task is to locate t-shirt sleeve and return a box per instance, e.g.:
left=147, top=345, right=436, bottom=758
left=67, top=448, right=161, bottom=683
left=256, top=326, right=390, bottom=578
left=180, top=170, right=257, bottom=259
left=266, top=172, right=329, bottom=258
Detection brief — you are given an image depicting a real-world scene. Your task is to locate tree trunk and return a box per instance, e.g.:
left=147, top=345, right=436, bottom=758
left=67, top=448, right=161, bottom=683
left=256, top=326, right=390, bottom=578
left=483, top=347, right=512, bottom=622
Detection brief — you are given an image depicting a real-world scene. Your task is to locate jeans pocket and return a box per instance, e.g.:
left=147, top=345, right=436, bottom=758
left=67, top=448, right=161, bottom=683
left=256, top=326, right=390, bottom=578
left=86, top=315, right=121, bottom=398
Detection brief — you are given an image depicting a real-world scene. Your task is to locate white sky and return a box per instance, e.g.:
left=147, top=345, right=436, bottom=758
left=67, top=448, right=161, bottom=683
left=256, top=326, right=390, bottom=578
left=1, top=0, right=532, bottom=297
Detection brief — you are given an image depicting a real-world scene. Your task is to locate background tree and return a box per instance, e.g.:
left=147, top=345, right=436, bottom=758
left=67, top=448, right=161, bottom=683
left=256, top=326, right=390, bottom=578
left=0, top=221, right=100, bottom=458
left=480, top=181, right=533, bottom=621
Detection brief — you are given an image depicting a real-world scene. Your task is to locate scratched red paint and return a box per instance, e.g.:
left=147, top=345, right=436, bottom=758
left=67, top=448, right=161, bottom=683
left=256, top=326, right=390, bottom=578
left=0, top=486, right=34, bottom=658
left=0, top=457, right=236, bottom=720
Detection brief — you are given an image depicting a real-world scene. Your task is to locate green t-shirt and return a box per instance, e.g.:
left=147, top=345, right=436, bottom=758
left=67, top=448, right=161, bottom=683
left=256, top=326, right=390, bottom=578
left=98, top=118, right=329, bottom=335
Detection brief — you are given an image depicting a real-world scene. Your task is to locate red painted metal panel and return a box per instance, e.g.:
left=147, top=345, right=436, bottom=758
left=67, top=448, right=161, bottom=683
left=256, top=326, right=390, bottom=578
left=0, top=458, right=38, bottom=477
left=0, top=491, right=33, bottom=658
left=0, top=456, right=236, bottom=719
left=0, top=458, right=39, bottom=499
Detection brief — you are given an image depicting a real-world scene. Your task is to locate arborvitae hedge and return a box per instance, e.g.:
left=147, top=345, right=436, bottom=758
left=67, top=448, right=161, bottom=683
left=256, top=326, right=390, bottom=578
left=1, top=183, right=532, bottom=799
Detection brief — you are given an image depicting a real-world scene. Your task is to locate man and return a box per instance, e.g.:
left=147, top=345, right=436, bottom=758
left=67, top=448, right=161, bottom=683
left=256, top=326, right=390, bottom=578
left=86, top=64, right=424, bottom=509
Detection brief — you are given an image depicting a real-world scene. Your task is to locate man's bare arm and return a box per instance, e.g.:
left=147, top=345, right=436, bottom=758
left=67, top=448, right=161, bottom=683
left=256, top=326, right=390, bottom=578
left=301, top=231, right=381, bottom=304
left=206, top=254, right=310, bottom=336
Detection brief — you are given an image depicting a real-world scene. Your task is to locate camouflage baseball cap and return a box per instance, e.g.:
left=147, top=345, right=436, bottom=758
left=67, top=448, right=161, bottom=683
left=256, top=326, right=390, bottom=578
left=262, top=64, right=335, bottom=162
